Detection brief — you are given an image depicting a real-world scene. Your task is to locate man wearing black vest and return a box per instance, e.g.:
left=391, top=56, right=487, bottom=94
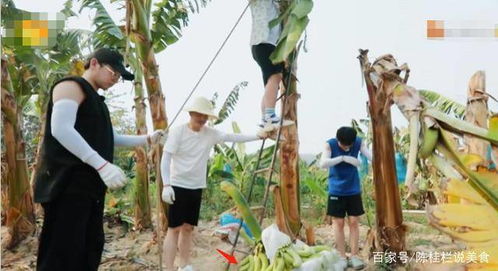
left=34, top=48, right=163, bottom=271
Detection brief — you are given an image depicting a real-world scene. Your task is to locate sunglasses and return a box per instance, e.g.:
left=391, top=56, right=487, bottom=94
left=103, top=65, right=121, bottom=79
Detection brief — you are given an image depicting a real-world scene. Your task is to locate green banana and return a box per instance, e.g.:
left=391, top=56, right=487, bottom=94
left=253, top=254, right=261, bottom=271
left=295, top=247, right=313, bottom=258
left=311, top=245, right=330, bottom=253
left=419, top=124, right=439, bottom=158
left=247, top=255, right=254, bottom=271
left=240, top=264, right=250, bottom=271
left=273, top=257, right=285, bottom=271
left=286, top=248, right=303, bottom=267
left=240, top=255, right=251, bottom=266
left=264, top=260, right=274, bottom=271
left=282, top=251, right=294, bottom=266
left=259, top=252, right=269, bottom=270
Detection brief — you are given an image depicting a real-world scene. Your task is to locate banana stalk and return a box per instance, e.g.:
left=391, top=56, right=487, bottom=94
left=405, top=113, right=420, bottom=195
left=428, top=154, right=463, bottom=180
left=424, top=108, right=498, bottom=145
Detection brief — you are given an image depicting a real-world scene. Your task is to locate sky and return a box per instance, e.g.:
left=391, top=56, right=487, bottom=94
left=13, top=0, right=498, bottom=154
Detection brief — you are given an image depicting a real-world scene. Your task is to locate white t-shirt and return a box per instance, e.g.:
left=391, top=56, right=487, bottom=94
left=164, top=124, right=224, bottom=189
left=250, top=0, right=281, bottom=46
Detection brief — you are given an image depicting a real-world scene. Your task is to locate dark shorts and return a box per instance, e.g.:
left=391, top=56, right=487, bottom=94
left=327, top=193, right=365, bottom=218
left=251, top=43, right=284, bottom=86
left=168, top=186, right=203, bottom=228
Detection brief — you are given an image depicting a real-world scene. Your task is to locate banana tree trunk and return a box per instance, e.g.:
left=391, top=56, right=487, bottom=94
left=133, top=69, right=152, bottom=230
left=29, top=115, right=45, bottom=217
left=358, top=50, right=405, bottom=253
left=131, top=0, right=168, bottom=230
left=276, top=0, right=301, bottom=238
left=279, top=74, right=301, bottom=236
left=463, top=71, right=490, bottom=168
left=1, top=58, right=35, bottom=249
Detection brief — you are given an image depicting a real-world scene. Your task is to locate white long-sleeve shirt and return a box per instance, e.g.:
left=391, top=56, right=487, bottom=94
left=319, top=141, right=372, bottom=169
left=161, top=123, right=260, bottom=189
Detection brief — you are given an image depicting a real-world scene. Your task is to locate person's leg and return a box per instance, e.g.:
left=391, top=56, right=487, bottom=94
left=332, top=217, right=346, bottom=258
left=37, top=203, right=56, bottom=270
left=348, top=216, right=360, bottom=256
left=37, top=194, right=92, bottom=271
left=262, top=72, right=283, bottom=117
left=346, top=194, right=365, bottom=269
left=252, top=43, right=283, bottom=121
left=85, top=197, right=105, bottom=271
left=163, top=226, right=181, bottom=271
left=178, top=223, right=194, bottom=268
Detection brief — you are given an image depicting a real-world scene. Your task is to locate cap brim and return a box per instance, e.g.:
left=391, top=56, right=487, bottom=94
left=112, top=64, right=135, bottom=81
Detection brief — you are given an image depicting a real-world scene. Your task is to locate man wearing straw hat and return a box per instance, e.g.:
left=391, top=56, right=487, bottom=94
left=160, top=96, right=267, bottom=271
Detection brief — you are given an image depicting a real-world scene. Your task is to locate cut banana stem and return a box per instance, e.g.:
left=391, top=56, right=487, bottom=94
left=405, top=113, right=420, bottom=194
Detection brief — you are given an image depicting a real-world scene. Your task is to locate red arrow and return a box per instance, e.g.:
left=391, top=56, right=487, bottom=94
left=216, top=249, right=238, bottom=264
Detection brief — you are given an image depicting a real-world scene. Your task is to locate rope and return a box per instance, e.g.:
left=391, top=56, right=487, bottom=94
left=166, top=1, right=252, bottom=131
left=154, top=3, right=250, bottom=270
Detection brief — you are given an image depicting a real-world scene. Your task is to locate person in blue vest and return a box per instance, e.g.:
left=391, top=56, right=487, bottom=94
left=34, top=48, right=164, bottom=271
left=320, top=126, right=372, bottom=270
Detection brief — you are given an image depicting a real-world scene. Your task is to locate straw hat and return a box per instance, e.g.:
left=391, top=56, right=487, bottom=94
left=184, top=96, right=218, bottom=119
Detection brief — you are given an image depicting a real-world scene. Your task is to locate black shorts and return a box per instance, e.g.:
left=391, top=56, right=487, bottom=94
left=168, top=186, right=203, bottom=228
left=251, top=43, right=284, bottom=86
left=327, top=193, right=365, bottom=218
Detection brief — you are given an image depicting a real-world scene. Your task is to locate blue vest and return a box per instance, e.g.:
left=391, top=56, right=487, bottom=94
left=327, top=137, right=362, bottom=196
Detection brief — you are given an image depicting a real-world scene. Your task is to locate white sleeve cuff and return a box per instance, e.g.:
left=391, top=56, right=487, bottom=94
left=161, top=151, right=172, bottom=186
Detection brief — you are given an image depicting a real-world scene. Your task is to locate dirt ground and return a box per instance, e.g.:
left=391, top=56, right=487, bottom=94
left=1, top=214, right=465, bottom=271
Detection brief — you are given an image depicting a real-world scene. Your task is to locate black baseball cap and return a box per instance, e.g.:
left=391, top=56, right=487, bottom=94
left=87, top=48, right=135, bottom=81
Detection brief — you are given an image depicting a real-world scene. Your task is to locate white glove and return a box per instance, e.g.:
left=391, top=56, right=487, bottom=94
left=162, top=186, right=175, bottom=204
left=256, top=129, right=269, bottom=139
left=97, top=162, right=127, bottom=189
left=147, top=130, right=166, bottom=145
left=342, top=156, right=361, bottom=167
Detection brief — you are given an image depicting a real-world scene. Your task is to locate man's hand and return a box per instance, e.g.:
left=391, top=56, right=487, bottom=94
left=97, top=162, right=127, bottom=189
left=343, top=156, right=361, bottom=167
left=256, top=129, right=269, bottom=139
left=162, top=186, right=175, bottom=204
left=147, top=130, right=166, bottom=145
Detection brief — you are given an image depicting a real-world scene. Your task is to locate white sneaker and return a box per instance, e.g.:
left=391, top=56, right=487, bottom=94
left=259, top=114, right=280, bottom=127
left=178, top=265, right=194, bottom=271
left=349, top=255, right=365, bottom=270
left=258, top=115, right=294, bottom=132
left=334, top=257, right=348, bottom=271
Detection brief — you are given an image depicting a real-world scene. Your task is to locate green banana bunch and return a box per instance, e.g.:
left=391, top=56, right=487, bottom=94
left=239, top=242, right=269, bottom=271
left=238, top=242, right=332, bottom=271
